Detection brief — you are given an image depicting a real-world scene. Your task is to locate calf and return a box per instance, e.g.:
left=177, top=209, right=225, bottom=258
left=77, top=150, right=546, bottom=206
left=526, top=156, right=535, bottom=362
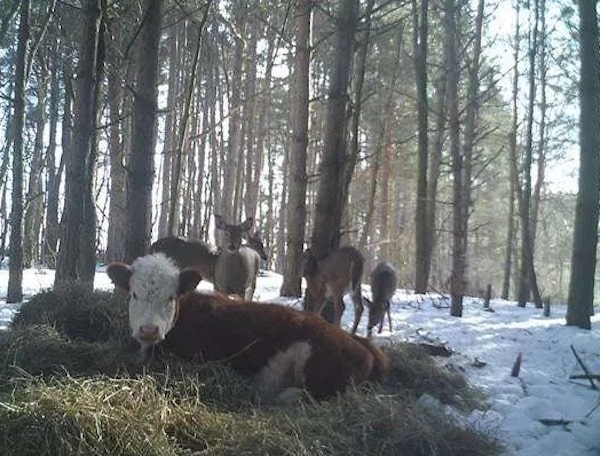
left=302, top=246, right=364, bottom=328
left=106, top=253, right=389, bottom=400
left=355, top=262, right=397, bottom=337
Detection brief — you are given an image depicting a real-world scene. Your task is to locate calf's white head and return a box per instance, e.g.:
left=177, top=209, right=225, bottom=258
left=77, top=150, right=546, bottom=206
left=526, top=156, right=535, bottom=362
left=107, top=253, right=202, bottom=350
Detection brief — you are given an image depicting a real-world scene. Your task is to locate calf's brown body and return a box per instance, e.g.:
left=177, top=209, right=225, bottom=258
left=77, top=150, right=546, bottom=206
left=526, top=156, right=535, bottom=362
left=166, top=291, right=389, bottom=399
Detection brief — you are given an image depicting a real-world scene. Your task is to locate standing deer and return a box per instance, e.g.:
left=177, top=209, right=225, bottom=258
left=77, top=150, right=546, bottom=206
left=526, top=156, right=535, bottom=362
left=302, top=246, right=364, bottom=329
left=214, top=215, right=260, bottom=300
left=355, top=261, right=397, bottom=337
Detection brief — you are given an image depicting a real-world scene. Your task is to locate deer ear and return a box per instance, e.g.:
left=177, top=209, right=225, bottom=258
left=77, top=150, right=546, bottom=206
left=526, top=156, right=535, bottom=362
left=106, top=262, right=132, bottom=291
left=214, top=214, right=226, bottom=229
left=241, top=217, right=254, bottom=231
left=178, top=268, right=202, bottom=295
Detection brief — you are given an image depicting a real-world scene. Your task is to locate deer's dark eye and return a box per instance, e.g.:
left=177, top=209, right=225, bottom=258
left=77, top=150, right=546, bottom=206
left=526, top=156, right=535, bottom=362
left=132, top=292, right=138, bottom=300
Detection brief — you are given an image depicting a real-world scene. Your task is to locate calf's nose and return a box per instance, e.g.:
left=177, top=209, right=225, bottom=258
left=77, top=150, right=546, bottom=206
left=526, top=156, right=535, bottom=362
left=138, top=324, right=160, bottom=341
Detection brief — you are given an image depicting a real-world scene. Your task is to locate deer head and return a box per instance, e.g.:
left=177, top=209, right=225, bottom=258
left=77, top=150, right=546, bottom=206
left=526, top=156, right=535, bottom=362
left=214, top=215, right=254, bottom=252
left=245, top=231, right=268, bottom=261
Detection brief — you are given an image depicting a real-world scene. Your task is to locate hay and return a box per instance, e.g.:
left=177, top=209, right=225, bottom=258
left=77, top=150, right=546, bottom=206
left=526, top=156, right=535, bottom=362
left=0, top=287, right=503, bottom=455
left=11, top=282, right=130, bottom=344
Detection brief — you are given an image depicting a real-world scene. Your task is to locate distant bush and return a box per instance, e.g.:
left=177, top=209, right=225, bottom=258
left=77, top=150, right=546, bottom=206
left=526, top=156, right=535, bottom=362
left=0, top=286, right=502, bottom=456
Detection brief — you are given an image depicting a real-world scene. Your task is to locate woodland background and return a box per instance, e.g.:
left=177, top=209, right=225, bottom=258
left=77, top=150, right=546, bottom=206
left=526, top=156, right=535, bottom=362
left=0, top=0, right=597, bottom=327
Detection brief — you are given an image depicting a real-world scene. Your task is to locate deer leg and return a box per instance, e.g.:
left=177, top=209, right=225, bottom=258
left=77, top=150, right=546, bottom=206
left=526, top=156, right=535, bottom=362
left=351, top=296, right=363, bottom=335
left=332, top=296, right=344, bottom=326
left=387, top=301, right=393, bottom=332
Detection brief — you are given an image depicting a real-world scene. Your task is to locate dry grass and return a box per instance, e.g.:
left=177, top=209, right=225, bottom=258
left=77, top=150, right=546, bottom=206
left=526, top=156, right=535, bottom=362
left=0, top=285, right=503, bottom=456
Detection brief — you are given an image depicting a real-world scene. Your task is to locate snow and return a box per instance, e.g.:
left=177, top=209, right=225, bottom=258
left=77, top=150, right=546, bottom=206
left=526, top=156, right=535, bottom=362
left=1, top=266, right=599, bottom=455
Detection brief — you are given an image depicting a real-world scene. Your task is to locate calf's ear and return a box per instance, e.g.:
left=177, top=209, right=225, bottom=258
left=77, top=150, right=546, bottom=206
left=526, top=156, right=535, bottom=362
left=178, top=268, right=203, bottom=295
left=106, top=262, right=132, bottom=291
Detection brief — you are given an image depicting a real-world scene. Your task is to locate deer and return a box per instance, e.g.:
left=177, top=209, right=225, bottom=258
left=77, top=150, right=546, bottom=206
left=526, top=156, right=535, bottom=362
left=106, top=253, right=389, bottom=401
left=355, top=261, right=397, bottom=337
left=244, top=231, right=268, bottom=262
left=302, top=246, right=364, bottom=330
left=214, top=214, right=261, bottom=300
left=149, top=236, right=218, bottom=283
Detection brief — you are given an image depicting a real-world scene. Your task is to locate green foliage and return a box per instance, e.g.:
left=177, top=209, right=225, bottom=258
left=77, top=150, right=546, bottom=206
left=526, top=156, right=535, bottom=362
left=0, top=287, right=502, bottom=456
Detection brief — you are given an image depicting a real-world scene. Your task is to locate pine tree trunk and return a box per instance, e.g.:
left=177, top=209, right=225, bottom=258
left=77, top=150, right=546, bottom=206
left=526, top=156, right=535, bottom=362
left=414, top=0, right=430, bottom=293
left=280, top=0, right=310, bottom=297
left=446, top=0, right=464, bottom=317
left=55, top=0, right=102, bottom=285
left=309, top=0, right=359, bottom=257
left=566, top=0, right=600, bottom=330
left=124, top=0, right=162, bottom=262
left=43, top=45, right=61, bottom=267
left=7, top=0, right=29, bottom=303
left=517, top=0, right=539, bottom=307
left=502, top=1, right=520, bottom=300
left=105, top=54, right=127, bottom=262
left=23, top=60, right=47, bottom=268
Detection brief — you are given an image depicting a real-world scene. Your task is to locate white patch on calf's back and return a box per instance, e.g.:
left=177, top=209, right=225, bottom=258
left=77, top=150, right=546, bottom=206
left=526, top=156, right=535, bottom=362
left=253, top=341, right=312, bottom=399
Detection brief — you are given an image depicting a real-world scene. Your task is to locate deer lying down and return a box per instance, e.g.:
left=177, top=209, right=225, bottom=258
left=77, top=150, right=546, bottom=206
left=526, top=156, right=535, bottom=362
left=106, top=253, right=389, bottom=400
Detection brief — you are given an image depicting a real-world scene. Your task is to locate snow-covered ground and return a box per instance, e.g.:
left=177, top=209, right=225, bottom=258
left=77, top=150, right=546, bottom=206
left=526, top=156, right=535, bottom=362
left=1, top=266, right=599, bottom=455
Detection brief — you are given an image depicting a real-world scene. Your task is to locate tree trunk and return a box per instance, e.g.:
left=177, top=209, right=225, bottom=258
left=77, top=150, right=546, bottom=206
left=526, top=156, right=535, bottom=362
left=7, top=0, right=29, bottom=303
left=243, top=25, right=258, bottom=220
left=124, top=0, right=162, bottom=262
left=502, top=1, right=520, bottom=300
left=79, top=5, right=106, bottom=285
left=280, top=0, right=310, bottom=297
left=531, top=0, right=547, bottom=256
left=23, top=60, right=47, bottom=268
left=105, top=55, right=127, bottom=262
left=43, top=44, right=61, bottom=267
left=168, top=4, right=210, bottom=234
left=413, top=0, right=430, bottom=293
left=157, top=20, right=179, bottom=237
left=566, top=0, right=600, bottom=330
left=309, top=0, right=360, bottom=258
left=517, top=0, right=538, bottom=307
left=55, top=0, right=102, bottom=286
left=222, top=7, right=246, bottom=221
left=359, top=26, right=402, bottom=252
left=446, top=0, right=463, bottom=317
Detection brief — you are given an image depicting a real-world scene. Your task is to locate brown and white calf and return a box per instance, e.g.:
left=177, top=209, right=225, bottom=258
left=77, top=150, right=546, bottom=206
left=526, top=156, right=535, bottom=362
left=355, top=261, right=397, bottom=337
left=106, top=253, right=389, bottom=400
left=302, top=246, right=364, bottom=329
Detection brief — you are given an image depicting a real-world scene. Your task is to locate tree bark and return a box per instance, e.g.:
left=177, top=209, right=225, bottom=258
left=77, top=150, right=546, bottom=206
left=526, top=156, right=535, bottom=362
left=517, top=0, right=539, bottom=307
left=281, top=0, right=311, bottom=297
left=124, top=0, right=163, bottom=262
left=105, top=41, right=127, bottom=262
left=413, top=0, right=430, bottom=293
left=309, top=0, right=360, bottom=258
left=55, top=0, right=102, bottom=286
left=566, top=0, right=600, bottom=330
left=502, top=1, right=520, bottom=300
left=7, top=0, right=29, bottom=302
left=23, top=60, right=47, bottom=268
left=43, top=44, right=62, bottom=267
